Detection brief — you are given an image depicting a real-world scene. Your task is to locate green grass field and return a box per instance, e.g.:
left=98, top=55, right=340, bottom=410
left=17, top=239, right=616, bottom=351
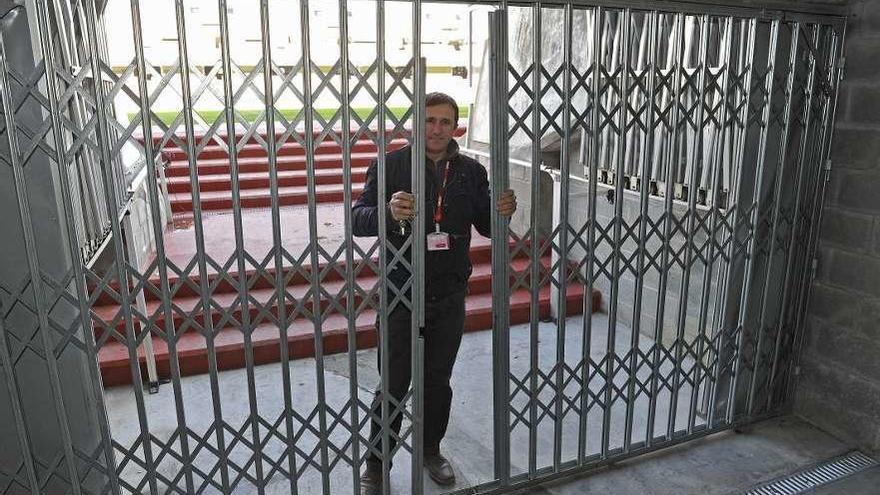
left=132, top=106, right=469, bottom=127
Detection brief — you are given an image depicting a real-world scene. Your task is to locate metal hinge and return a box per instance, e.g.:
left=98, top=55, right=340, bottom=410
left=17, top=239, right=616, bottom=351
left=810, top=257, right=819, bottom=280
left=837, top=56, right=846, bottom=81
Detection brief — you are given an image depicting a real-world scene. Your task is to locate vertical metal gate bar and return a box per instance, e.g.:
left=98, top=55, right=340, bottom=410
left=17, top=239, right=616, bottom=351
left=648, top=13, right=684, bottom=445
left=33, top=3, right=131, bottom=493
left=216, top=0, right=266, bottom=491
left=578, top=6, right=602, bottom=463
left=410, top=1, right=426, bottom=489
left=687, top=16, right=734, bottom=434
left=336, top=0, right=363, bottom=490
left=706, top=18, right=758, bottom=429
left=552, top=2, right=573, bottom=470
left=127, top=0, right=197, bottom=490
left=667, top=14, right=710, bottom=439
left=785, top=26, right=843, bottom=404
left=375, top=2, right=393, bottom=492
left=726, top=19, right=781, bottom=423
left=172, top=1, right=233, bottom=490
left=747, top=22, right=800, bottom=416
left=0, top=39, right=53, bottom=495
left=628, top=10, right=659, bottom=452
left=603, top=7, right=631, bottom=459
left=296, top=3, right=333, bottom=491
left=645, top=14, right=684, bottom=447
left=765, top=24, right=820, bottom=412
left=489, top=5, right=512, bottom=483
left=527, top=1, right=542, bottom=476
left=256, top=2, right=299, bottom=490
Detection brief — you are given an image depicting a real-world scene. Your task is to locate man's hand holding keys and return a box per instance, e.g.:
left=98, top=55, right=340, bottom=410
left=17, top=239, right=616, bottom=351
left=388, top=189, right=517, bottom=223
left=389, top=191, right=415, bottom=222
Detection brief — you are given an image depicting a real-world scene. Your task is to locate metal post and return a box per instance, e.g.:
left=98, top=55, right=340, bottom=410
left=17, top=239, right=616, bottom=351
left=410, top=1, right=426, bottom=489
left=375, top=3, right=393, bottom=494
left=527, top=1, right=542, bottom=475
left=489, top=6, right=512, bottom=483
left=122, top=211, right=159, bottom=391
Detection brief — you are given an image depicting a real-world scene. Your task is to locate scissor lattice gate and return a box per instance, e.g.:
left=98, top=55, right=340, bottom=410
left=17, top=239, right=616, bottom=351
left=0, top=1, right=843, bottom=494
left=487, top=4, right=843, bottom=486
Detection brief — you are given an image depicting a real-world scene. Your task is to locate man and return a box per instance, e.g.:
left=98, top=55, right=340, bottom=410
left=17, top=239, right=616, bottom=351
left=352, top=92, right=516, bottom=494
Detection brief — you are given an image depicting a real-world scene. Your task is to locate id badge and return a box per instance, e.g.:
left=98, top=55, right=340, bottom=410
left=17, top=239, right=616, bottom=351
left=427, top=231, right=450, bottom=251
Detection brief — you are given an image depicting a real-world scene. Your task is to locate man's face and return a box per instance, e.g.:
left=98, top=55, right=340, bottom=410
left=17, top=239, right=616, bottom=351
left=425, top=103, right=456, bottom=157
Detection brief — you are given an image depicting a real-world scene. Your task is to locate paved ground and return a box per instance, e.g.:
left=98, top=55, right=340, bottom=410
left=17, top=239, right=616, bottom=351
left=103, top=314, right=869, bottom=494
left=809, top=465, right=880, bottom=495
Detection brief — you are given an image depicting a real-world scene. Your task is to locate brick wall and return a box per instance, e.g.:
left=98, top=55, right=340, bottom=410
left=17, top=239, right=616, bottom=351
left=795, top=0, right=880, bottom=453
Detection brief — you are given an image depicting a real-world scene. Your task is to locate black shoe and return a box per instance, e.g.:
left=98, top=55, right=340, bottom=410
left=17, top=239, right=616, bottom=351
left=424, top=452, right=456, bottom=486
left=359, top=464, right=382, bottom=495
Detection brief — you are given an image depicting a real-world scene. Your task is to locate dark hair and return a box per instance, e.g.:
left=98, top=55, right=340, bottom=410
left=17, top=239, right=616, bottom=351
left=425, top=91, right=459, bottom=124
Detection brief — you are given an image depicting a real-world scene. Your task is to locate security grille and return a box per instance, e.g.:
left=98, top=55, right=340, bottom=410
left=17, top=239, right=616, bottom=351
left=487, top=5, right=843, bottom=484
left=0, top=1, right=844, bottom=495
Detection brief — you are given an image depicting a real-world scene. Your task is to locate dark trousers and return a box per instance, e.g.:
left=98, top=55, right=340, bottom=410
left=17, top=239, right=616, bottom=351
left=366, top=290, right=466, bottom=467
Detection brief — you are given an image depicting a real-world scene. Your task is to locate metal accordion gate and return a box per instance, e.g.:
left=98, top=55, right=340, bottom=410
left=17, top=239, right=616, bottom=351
left=0, top=0, right=844, bottom=494
left=485, top=2, right=844, bottom=490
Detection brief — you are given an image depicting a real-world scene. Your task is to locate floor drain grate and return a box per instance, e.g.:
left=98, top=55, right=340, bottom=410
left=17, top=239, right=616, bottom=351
left=742, top=451, right=878, bottom=495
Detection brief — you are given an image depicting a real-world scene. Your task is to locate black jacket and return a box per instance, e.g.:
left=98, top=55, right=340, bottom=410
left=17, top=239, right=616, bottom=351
left=352, top=141, right=492, bottom=299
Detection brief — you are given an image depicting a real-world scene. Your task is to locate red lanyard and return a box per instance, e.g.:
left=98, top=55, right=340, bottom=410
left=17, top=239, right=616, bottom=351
left=433, top=162, right=451, bottom=225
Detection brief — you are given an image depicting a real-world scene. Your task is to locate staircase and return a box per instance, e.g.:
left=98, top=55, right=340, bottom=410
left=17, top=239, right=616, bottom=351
left=95, top=127, right=600, bottom=386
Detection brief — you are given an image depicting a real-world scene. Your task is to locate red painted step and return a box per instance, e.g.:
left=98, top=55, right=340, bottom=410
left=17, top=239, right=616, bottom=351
left=95, top=122, right=604, bottom=385
left=158, top=128, right=462, bottom=214
left=163, top=152, right=378, bottom=178
left=138, top=125, right=466, bottom=149
left=91, top=236, right=499, bottom=306
left=161, top=138, right=408, bottom=162
left=165, top=167, right=370, bottom=194
left=169, top=183, right=360, bottom=212
left=92, top=230, right=602, bottom=386
left=91, top=257, right=546, bottom=341
left=98, top=284, right=597, bottom=386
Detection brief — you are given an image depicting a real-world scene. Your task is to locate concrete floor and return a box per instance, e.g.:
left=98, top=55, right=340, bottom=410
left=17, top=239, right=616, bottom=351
left=809, top=465, right=880, bottom=495
left=104, top=314, right=868, bottom=494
